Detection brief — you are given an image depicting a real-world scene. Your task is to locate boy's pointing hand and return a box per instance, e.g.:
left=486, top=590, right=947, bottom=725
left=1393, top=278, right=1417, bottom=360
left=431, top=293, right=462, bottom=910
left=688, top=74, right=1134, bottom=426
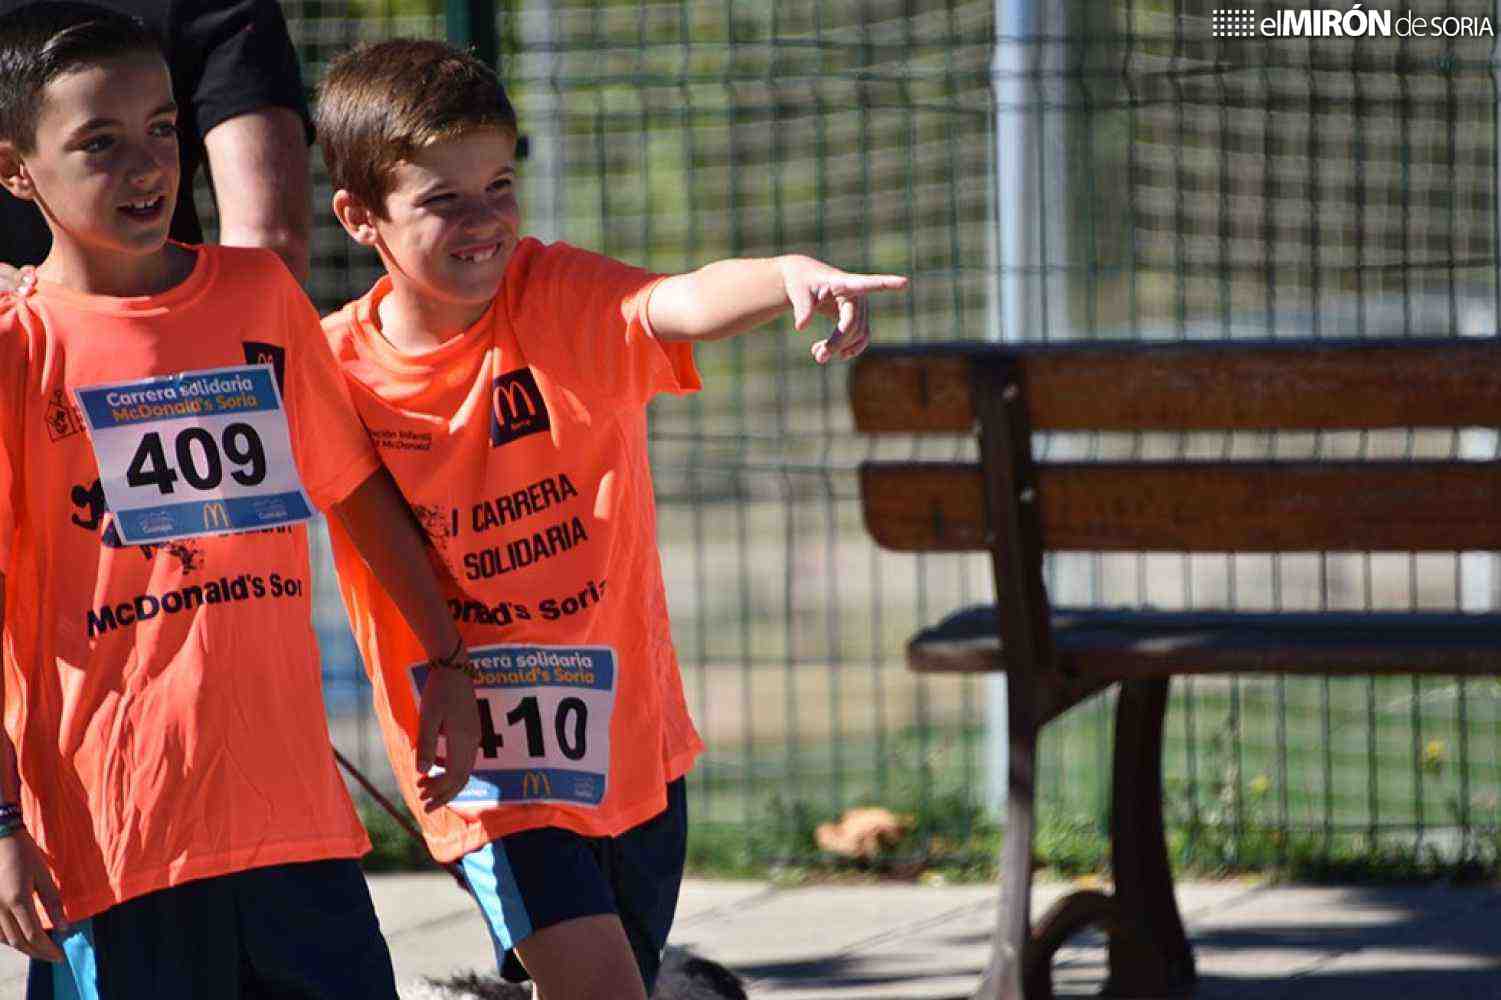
left=781, top=256, right=908, bottom=364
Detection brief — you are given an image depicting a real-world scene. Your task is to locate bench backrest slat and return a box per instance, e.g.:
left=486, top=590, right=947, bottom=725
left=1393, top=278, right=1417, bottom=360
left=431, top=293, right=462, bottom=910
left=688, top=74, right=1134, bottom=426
left=861, top=460, right=1501, bottom=553
left=850, top=340, right=1501, bottom=433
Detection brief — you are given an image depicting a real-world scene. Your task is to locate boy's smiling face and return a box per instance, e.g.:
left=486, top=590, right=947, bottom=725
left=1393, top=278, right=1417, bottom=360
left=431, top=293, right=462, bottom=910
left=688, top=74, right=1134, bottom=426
left=1, top=52, right=179, bottom=269
left=342, top=126, right=520, bottom=330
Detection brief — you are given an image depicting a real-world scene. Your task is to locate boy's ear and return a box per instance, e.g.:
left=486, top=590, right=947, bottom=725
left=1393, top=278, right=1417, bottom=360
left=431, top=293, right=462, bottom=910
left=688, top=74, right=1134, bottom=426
left=331, top=189, right=380, bottom=247
left=0, top=142, right=35, bottom=201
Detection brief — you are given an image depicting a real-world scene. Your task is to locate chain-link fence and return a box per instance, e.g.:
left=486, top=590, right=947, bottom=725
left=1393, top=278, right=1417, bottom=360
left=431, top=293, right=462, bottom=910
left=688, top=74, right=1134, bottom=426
left=232, top=0, right=1501, bottom=868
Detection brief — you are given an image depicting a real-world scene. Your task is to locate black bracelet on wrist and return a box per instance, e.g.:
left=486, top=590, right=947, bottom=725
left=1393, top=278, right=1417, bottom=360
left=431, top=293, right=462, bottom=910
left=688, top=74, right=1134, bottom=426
left=429, top=637, right=478, bottom=681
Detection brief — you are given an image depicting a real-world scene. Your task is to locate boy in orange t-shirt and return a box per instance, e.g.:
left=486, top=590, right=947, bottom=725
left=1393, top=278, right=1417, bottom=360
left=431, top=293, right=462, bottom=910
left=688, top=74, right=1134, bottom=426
left=0, top=6, right=482, bottom=998
left=317, top=39, right=906, bottom=999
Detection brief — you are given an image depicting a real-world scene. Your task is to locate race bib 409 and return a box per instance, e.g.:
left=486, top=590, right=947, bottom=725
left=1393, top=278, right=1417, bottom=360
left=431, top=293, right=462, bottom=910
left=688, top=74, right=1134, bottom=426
left=74, top=364, right=313, bottom=545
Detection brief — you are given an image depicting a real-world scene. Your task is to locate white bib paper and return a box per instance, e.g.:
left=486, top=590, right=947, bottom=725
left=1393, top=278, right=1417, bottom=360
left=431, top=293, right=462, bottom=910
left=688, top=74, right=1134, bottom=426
left=74, top=364, right=313, bottom=545
left=414, top=644, right=617, bottom=808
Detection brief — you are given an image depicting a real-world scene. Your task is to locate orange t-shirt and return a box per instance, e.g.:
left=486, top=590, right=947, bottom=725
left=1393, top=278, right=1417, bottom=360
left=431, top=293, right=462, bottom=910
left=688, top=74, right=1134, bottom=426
left=323, top=238, right=703, bottom=861
left=0, top=246, right=382, bottom=921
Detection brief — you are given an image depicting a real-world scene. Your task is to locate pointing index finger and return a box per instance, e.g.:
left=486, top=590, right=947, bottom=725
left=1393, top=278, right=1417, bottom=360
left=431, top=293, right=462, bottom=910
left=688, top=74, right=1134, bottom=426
left=830, top=273, right=909, bottom=294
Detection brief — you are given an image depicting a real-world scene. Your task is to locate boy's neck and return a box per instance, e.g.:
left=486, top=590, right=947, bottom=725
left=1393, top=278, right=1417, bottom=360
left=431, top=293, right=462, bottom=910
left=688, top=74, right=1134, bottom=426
left=375, top=281, right=491, bottom=353
left=37, top=240, right=195, bottom=299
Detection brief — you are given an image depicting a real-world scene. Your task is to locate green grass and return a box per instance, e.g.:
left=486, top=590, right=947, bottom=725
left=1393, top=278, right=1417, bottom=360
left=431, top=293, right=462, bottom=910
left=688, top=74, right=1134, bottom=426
left=354, top=784, right=1501, bottom=888
left=675, top=677, right=1501, bottom=884
left=681, top=794, right=1501, bottom=887
left=357, top=799, right=439, bottom=873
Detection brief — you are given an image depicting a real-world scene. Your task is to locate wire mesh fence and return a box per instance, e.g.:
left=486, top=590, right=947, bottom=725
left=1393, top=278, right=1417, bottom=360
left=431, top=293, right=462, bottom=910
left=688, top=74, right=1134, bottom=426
left=235, top=0, right=1501, bottom=868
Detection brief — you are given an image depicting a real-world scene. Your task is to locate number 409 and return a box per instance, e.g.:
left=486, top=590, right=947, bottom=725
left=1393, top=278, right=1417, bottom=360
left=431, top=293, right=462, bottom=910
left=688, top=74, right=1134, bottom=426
left=126, top=423, right=267, bottom=494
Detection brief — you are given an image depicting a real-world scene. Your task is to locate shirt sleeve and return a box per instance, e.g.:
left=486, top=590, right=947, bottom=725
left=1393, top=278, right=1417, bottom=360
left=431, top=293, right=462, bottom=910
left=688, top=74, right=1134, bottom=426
left=177, top=0, right=313, bottom=144
left=275, top=271, right=381, bottom=511
left=510, top=241, right=702, bottom=408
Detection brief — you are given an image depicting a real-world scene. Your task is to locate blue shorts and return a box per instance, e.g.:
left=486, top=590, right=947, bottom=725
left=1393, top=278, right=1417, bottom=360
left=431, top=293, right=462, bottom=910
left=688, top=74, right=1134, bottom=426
left=27, top=858, right=397, bottom=1000
left=463, top=778, right=688, bottom=992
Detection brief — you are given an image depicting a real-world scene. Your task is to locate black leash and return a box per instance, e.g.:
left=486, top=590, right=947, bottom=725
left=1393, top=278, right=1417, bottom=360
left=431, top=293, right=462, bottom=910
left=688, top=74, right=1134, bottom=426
left=333, top=746, right=471, bottom=894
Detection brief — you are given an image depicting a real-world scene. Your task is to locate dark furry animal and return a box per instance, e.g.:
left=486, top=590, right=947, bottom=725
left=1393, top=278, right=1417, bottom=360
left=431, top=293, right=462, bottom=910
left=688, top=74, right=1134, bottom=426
left=652, top=949, right=749, bottom=1000
left=426, top=947, right=748, bottom=1000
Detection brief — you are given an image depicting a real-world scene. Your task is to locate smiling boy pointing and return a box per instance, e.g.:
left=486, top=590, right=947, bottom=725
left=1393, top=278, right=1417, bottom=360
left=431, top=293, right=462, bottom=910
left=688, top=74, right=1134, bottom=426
left=317, top=38, right=907, bottom=1000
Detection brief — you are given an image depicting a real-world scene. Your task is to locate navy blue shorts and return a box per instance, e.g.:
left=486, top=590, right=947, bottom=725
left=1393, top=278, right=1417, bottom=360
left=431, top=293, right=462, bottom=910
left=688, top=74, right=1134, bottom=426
left=462, top=778, right=688, bottom=992
left=27, top=858, right=397, bottom=1000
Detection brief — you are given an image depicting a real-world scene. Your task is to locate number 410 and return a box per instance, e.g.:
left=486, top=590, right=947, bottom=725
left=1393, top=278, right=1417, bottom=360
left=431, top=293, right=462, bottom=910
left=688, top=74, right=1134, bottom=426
left=478, top=695, right=589, bottom=762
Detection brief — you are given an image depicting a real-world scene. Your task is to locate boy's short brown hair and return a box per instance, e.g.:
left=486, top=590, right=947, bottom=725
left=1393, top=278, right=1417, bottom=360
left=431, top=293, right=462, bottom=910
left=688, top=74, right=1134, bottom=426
left=0, top=2, right=162, bottom=152
left=317, top=39, right=518, bottom=216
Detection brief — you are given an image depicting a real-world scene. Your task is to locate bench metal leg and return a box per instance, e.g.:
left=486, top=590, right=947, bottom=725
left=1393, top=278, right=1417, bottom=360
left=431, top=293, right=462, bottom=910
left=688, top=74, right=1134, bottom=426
left=1105, top=678, right=1196, bottom=996
left=973, top=670, right=1039, bottom=1000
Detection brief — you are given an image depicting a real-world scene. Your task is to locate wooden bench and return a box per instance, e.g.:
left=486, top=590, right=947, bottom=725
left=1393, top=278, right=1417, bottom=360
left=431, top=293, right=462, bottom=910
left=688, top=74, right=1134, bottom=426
left=849, top=339, right=1501, bottom=1000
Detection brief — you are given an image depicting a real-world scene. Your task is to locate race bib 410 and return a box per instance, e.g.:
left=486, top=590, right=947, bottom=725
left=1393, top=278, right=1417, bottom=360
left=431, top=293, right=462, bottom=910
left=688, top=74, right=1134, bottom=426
left=74, top=365, right=313, bottom=545
left=413, top=644, right=616, bottom=809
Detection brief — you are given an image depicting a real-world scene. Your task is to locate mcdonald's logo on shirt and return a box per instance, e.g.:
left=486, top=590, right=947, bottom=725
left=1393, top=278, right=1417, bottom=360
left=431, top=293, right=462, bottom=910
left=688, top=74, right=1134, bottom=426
left=490, top=369, right=550, bottom=447
left=202, top=502, right=232, bottom=532
left=521, top=771, right=552, bottom=798
left=242, top=342, right=286, bottom=392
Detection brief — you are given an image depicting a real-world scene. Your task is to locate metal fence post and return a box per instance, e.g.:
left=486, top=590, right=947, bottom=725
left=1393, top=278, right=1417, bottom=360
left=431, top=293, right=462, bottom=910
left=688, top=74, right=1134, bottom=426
left=516, top=0, right=562, bottom=242
left=987, top=0, right=1035, bottom=823
left=447, top=0, right=497, bottom=67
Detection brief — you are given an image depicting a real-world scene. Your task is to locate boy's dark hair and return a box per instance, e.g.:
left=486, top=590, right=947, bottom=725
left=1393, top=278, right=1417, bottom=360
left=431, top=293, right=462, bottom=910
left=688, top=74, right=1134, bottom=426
left=0, top=2, right=163, bottom=152
left=317, top=39, right=518, bottom=216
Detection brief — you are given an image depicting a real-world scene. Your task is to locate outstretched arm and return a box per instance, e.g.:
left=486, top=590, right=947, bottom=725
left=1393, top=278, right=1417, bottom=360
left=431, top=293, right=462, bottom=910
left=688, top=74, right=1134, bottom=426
left=647, top=255, right=908, bottom=363
left=332, top=469, right=480, bottom=812
left=0, top=575, right=65, bottom=962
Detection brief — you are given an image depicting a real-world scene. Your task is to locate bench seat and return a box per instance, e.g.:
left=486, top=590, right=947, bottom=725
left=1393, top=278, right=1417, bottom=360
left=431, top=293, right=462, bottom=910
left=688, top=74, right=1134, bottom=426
left=850, top=340, right=1501, bottom=999
left=911, top=606, right=1501, bottom=680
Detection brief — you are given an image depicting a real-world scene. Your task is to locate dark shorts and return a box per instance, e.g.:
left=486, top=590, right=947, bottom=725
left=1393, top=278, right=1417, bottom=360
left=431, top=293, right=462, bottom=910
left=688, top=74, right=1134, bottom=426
left=462, top=778, right=688, bottom=992
left=27, top=858, right=397, bottom=1000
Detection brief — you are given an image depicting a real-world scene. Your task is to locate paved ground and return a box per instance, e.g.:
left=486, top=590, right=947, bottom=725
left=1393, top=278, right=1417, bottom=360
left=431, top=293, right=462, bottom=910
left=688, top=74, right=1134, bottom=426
left=377, top=874, right=1501, bottom=1000
left=4, top=874, right=1499, bottom=998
